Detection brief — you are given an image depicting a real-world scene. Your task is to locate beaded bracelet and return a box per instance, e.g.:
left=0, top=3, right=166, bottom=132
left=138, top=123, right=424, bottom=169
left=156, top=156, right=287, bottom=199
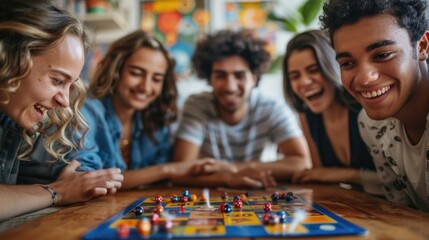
left=39, top=185, right=57, bottom=206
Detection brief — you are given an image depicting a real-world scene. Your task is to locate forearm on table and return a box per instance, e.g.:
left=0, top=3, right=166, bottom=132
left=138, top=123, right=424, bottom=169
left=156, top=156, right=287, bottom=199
left=121, top=165, right=173, bottom=190
left=0, top=184, right=53, bottom=221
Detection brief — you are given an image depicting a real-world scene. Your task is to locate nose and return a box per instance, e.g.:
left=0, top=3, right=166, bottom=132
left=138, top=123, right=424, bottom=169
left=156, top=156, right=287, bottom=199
left=354, top=63, right=379, bottom=86
left=139, top=77, right=151, bottom=92
left=224, top=75, right=238, bottom=92
left=298, top=73, right=313, bottom=87
left=54, top=87, right=70, bottom=108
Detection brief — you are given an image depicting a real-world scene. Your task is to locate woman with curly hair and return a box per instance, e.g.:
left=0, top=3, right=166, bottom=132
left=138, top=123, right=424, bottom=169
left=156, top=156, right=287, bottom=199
left=64, top=30, right=220, bottom=190
left=0, top=0, right=123, bottom=221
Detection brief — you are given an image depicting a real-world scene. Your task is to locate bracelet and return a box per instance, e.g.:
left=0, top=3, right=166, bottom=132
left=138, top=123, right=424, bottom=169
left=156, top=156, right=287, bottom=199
left=39, top=185, right=57, bottom=206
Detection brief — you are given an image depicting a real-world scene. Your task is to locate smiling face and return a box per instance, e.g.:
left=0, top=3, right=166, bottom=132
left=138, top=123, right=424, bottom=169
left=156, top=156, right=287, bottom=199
left=288, top=49, right=336, bottom=114
left=0, top=35, right=84, bottom=129
left=113, top=47, right=167, bottom=112
left=210, top=56, right=256, bottom=122
left=333, top=14, right=424, bottom=120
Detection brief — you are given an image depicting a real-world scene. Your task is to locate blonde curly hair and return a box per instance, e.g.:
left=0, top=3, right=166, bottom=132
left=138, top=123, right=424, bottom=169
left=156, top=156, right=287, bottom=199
left=0, top=0, right=91, bottom=162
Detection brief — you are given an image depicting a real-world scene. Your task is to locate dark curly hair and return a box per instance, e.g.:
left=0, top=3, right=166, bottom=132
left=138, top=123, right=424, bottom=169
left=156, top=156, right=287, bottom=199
left=191, top=30, right=271, bottom=85
left=283, top=30, right=358, bottom=112
left=320, top=0, right=428, bottom=46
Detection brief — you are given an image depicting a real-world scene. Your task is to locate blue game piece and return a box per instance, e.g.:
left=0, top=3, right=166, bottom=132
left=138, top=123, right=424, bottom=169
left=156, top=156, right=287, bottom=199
left=271, top=193, right=279, bottom=201
left=233, top=195, right=240, bottom=202
left=285, top=192, right=294, bottom=202
left=277, top=211, right=287, bottom=223
left=223, top=203, right=232, bottom=213
left=134, top=206, right=144, bottom=216
left=182, top=189, right=190, bottom=198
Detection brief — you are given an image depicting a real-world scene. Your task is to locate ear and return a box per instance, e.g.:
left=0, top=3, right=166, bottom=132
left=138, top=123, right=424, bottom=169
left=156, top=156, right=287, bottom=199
left=417, top=31, right=429, bottom=61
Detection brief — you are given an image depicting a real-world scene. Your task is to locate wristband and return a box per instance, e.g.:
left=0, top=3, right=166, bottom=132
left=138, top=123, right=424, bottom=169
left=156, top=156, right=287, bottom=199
left=39, top=185, right=57, bottom=206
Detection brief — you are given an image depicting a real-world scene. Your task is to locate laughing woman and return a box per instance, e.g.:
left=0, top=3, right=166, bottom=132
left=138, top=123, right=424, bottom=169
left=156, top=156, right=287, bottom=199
left=64, top=31, right=220, bottom=189
left=283, top=30, right=381, bottom=194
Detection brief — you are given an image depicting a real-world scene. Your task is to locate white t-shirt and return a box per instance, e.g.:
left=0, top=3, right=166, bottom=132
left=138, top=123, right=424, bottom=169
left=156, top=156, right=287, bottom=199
left=176, top=89, right=302, bottom=162
left=358, top=110, right=429, bottom=212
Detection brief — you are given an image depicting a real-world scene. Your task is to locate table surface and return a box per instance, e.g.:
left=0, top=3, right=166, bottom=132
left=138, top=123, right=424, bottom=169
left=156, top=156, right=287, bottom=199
left=1, top=183, right=429, bottom=240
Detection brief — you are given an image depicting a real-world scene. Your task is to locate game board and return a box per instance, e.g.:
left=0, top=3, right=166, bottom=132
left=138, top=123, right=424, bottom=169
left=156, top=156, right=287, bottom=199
left=83, top=190, right=367, bottom=239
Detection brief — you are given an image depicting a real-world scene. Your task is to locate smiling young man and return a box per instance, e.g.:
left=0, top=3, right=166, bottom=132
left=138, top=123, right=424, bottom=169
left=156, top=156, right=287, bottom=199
left=320, top=0, right=429, bottom=211
left=173, top=30, right=311, bottom=188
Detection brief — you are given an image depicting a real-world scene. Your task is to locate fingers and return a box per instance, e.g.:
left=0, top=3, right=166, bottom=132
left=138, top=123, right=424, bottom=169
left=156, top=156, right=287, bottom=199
left=59, top=159, right=81, bottom=177
left=242, top=176, right=263, bottom=188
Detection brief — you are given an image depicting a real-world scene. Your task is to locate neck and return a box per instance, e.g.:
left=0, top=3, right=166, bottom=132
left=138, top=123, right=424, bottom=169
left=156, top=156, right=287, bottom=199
left=322, top=101, right=348, bottom=123
left=218, top=104, right=248, bottom=125
left=111, top=96, right=135, bottom=126
left=396, top=62, right=429, bottom=145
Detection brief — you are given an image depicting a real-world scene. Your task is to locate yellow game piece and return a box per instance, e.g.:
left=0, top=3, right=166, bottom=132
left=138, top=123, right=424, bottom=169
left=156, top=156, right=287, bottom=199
left=136, top=218, right=151, bottom=236
left=239, top=194, right=247, bottom=201
left=190, top=194, right=197, bottom=202
left=154, top=205, right=164, bottom=214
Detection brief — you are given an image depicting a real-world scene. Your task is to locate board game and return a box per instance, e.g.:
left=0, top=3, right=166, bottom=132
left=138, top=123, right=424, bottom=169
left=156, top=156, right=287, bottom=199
left=83, top=189, right=367, bottom=239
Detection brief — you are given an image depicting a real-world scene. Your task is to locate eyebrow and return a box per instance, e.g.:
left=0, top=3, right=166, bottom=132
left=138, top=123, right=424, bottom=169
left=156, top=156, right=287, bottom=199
left=336, top=39, right=397, bottom=60
left=51, top=69, right=74, bottom=82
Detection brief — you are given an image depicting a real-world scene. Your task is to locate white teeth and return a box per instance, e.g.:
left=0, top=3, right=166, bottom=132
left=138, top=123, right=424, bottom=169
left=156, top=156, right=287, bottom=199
left=34, top=104, right=48, bottom=113
left=304, top=88, right=322, bottom=97
left=361, top=85, right=391, bottom=99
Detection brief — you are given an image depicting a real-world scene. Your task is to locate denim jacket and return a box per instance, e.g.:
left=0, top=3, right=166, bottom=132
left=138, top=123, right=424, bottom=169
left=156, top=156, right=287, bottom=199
left=55, top=97, right=172, bottom=174
left=0, top=113, right=24, bottom=184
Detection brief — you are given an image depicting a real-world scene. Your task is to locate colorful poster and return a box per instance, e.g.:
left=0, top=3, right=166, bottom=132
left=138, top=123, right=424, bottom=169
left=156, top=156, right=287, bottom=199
left=140, top=0, right=210, bottom=77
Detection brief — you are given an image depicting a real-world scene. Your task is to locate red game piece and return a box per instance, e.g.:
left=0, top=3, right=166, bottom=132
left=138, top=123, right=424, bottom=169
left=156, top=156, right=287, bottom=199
left=264, top=202, right=272, bottom=212
left=116, top=223, right=130, bottom=238
left=155, top=195, right=163, bottom=203
left=181, top=196, right=188, bottom=203
left=219, top=203, right=226, bottom=213
left=179, top=204, right=184, bottom=213
left=150, top=213, right=160, bottom=225
left=234, top=199, right=243, bottom=208
left=262, top=213, right=271, bottom=225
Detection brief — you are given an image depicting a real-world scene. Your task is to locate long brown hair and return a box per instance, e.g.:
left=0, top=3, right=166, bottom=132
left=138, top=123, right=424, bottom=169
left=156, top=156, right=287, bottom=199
left=89, top=30, right=178, bottom=142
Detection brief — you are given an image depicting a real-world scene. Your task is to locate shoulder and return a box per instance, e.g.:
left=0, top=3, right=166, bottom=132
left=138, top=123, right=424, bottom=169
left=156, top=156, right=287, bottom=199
left=357, top=109, right=397, bottom=142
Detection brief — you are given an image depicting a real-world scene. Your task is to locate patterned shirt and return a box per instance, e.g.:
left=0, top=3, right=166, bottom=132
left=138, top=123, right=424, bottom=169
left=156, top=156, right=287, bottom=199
left=358, top=110, right=429, bottom=212
left=176, top=89, right=302, bottom=162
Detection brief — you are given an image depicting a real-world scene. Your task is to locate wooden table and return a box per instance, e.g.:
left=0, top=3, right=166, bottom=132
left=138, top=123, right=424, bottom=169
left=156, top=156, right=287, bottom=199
left=1, top=183, right=429, bottom=240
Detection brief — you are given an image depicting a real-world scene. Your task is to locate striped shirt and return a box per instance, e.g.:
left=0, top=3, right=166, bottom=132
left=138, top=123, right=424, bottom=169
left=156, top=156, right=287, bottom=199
left=175, top=89, right=302, bottom=162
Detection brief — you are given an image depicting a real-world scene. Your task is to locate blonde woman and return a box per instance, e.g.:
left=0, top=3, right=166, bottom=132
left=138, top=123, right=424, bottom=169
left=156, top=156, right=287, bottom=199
left=0, top=0, right=123, bottom=221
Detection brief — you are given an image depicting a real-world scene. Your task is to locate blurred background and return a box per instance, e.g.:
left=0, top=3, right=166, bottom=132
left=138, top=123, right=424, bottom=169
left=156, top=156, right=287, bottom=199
left=57, top=0, right=324, bottom=105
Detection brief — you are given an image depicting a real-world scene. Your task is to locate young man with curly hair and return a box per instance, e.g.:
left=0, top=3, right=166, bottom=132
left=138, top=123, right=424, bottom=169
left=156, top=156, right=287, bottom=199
left=320, top=0, right=429, bottom=211
left=172, top=30, right=311, bottom=188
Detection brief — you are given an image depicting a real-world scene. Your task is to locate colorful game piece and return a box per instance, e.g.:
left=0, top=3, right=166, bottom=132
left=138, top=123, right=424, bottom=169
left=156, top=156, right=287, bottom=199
left=223, top=203, right=232, bottom=213
left=234, top=199, right=243, bottom=209
left=116, top=223, right=130, bottom=238
left=181, top=196, right=188, bottom=203
left=277, top=211, right=287, bottom=223
left=170, top=194, right=179, bottom=203
left=279, top=192, right=287, bottom=199
left=182, top=189, right=190, bottom=198
left=189, top=194, right=197, bottom=202
left=221, top=192, right=228, bottom=200
left=154, top=205, right=164, bottom=215
left=264, top=202, right=272, bottom=212
left=155, top=195, right=163, bottom=203
left=134, top=206, right=144, bottom=216
left=286, top=192, right=294, bottom=202
left=150, top=213, right=160, bottom=225
left=239, top=193, right=247, bottom=201
left=262, top=213, right=271, bottom=225
left=233, top=195, right=240, bottom=202
left=268, top=214, right=280, bottom=225
left=179, top=204, right=184, bottom=213
left=271, top=192, right=279, bottom=201
left=219, top=203, right=226, bottom=213
left=136, top=217, right=151, bottom=236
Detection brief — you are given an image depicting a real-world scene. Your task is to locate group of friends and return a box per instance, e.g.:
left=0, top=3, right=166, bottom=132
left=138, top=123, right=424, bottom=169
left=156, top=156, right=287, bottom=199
left=1, top=0, right=428, bottom=222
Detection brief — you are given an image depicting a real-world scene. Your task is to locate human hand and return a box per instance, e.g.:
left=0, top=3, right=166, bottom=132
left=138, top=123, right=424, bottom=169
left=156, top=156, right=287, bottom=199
left=167, top=159, right=239, bottom=178
left=222, top=166, right=277, bottom=188
left=291, top=167, right=359, bottom=184
left=50, top=160, right=124, bottom=205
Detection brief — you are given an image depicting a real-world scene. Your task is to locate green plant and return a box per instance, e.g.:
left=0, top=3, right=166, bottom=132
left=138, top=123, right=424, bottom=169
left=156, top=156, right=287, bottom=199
left=267, top=0, right=324, bottom=72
